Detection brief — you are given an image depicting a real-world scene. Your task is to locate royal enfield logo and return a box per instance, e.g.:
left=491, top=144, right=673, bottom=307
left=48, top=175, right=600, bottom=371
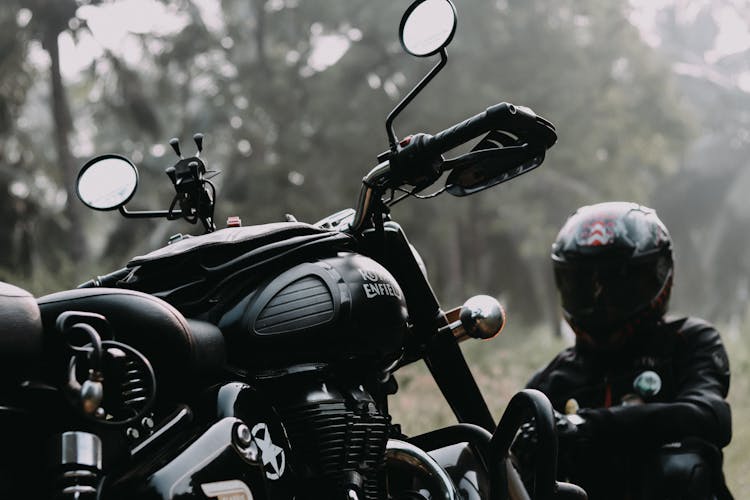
left=251, top=423, right=286, bottom=480
left=575, top=219, right=616, bottom=247
left=358, top=268, right=380, bottom=282
left=357, top=268, right=402, bottom=299
left=200, top=480, right=253, bottom=500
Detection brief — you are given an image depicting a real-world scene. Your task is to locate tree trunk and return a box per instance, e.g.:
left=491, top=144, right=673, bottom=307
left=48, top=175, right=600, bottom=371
left=525, top=251, right=561, bottom=337
left=443, top=216, right=464, bottom=305
left=252, top=0, right=269, bottom=73
left=467, top=197, right=490, bottom=291
left=43, top=27, right=88, bottom=265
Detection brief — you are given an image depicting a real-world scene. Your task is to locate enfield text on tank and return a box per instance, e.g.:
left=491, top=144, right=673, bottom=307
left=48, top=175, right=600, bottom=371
left=0, top=1, right=588, bottom=499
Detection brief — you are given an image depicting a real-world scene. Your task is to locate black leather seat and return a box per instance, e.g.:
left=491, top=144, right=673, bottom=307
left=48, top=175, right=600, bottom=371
left=37, top=288, right=226, bottom=395
left=0, top=282, right=42, bottom=382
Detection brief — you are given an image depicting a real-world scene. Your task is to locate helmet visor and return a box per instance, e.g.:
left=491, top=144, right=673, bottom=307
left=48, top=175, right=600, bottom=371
left=554, top=255, right=671, bottom=328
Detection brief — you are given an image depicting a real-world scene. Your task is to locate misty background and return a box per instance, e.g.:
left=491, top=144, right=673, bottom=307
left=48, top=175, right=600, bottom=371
left=2, top=0, right=750, bottom=494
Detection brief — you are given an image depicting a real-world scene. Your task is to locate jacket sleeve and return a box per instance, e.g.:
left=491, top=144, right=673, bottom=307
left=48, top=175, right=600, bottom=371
left=578, top=321, right=732, bottom=449
left=525, top=347, right=576, bottom=392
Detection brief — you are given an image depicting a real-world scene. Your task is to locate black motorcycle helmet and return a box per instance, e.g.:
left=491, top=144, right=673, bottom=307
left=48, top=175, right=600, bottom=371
left=551, top=202, right=673, bottom=349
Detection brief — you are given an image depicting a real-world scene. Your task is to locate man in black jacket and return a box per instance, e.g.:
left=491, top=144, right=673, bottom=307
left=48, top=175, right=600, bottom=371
left=522, top=202, right=732, bottom=499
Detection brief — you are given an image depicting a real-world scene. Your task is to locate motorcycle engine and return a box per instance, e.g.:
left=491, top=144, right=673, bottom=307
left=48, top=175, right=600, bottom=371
left=257, top=367, right=389, bottom=499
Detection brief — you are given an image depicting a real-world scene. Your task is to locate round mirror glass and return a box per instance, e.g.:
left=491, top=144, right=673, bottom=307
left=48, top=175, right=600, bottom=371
left=77, top=155, right=139, bottom=210
left=400, top=0, right=457, bottom=57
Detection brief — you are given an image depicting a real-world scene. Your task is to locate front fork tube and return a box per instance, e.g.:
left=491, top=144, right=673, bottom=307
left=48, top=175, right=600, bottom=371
left=424, top=326, right=496, bottom=432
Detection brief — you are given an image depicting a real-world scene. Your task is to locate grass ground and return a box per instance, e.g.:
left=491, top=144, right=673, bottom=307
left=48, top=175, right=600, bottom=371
left=389, top=321, right=749, bottom=497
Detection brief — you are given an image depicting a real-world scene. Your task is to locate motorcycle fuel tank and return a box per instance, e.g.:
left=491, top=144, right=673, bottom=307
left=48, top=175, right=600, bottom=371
left=218, top=252, right=408, bottom=370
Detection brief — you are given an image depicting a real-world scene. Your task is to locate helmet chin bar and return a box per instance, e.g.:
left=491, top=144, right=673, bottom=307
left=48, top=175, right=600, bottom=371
left=567, top=270, right=674, bottom=351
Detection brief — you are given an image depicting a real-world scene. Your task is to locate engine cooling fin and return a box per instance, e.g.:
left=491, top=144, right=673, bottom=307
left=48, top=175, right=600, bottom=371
left=267, top=375, right=389, bottom=500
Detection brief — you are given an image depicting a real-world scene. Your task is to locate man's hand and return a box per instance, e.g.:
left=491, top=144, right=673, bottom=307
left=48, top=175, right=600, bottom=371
left=512, top=410, right=585, bottom=453
left=511, top=409, right=590, bottom=485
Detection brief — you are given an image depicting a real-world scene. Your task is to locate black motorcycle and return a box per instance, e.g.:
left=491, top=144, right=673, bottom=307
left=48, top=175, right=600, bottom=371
left=0, top=1, right=586, bottom=499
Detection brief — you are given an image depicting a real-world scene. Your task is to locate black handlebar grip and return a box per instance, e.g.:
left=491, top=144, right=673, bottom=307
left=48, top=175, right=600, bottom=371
left=427, top=102, right=519, bottom=154
left=425, top=102, right=557, bottom=156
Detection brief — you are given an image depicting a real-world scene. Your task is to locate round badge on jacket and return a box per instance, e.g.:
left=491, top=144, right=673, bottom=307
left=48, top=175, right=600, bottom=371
left=633, top=370, right=662, bottom=398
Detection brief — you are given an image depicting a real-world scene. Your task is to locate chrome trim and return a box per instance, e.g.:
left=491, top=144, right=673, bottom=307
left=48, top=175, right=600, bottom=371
left=348, top=160, right=391, bottom=234
left=459, top=295, right=505, bottom=340
left=60, top=431, right=102, bottom=469
left=385, top=438, right=460, bottom=500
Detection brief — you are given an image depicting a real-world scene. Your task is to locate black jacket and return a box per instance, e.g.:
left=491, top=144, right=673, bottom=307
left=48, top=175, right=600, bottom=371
left=526, top=315, right=732, bottom=496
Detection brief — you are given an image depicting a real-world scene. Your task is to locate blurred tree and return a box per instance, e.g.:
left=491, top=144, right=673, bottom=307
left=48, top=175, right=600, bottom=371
left=0, top=3, right=35, bottom=273
left=0, top=1, right=82, bottom=290
left=24, top=0, right=88, bottom=264
left=647, top=2, right=750, bottom=325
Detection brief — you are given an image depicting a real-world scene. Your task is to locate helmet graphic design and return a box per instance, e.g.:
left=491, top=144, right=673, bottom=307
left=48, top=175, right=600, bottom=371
left=575, top=219, right=617, bottom=247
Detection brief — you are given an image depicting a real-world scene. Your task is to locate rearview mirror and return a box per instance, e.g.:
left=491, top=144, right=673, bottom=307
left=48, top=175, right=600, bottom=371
left=77, top=155, right=139, bottom=210
left=399, top=0, right=457, bottom=57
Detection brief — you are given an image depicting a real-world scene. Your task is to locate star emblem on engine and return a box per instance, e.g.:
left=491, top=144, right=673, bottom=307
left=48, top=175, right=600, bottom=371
left=251, top=422, right=286, bottom=480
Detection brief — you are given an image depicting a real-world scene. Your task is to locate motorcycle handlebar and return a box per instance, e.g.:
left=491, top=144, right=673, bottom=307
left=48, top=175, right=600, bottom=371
left=389, top=102, right=556, bottom=187
left=348, top=102, right=556, bottom=234
left=427, top=102, right=532, bottom=155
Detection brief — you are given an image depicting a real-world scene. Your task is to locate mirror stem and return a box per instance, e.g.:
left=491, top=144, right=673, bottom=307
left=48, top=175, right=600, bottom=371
left=385, top=48, right=448, bottom=152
